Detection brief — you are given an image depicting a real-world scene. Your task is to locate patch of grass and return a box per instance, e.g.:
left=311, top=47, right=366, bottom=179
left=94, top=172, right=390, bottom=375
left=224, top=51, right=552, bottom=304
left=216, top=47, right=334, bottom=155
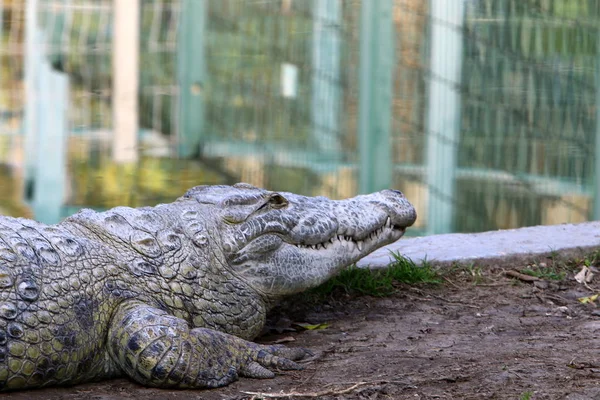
left=387, top=253, right=441, bottom=285
left=551, top=250, right=600, bottom=282
left=312, top=252, right=440, bottom=297
left=520, top=249, right=600, bottom=281
left=461, top=263, right=485, bottom=285
left=520, top=267, right=565, bottom=281
left=519, top=391, right=533, bottom=400
left=582, top=249, right=600, bottom=267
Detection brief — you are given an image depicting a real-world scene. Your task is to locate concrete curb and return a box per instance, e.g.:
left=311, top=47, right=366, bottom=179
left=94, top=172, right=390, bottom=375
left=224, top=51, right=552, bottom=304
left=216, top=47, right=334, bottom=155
left=357, top=221, right=600, bottom=269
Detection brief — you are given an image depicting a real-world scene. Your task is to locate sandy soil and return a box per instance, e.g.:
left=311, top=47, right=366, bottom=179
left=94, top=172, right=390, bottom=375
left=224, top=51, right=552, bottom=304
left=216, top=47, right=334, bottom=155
left=5, top=264, right=600, bottom=400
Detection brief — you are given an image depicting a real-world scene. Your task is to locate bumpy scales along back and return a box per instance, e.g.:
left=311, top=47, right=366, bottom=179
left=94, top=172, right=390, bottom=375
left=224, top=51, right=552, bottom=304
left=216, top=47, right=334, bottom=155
left=0, top=183, right=416, bottom=391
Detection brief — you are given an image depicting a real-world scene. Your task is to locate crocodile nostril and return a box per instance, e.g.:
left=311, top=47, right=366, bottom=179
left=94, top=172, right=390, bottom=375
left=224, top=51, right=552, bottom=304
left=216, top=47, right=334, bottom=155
left=387, top=189, right=405, bottom=197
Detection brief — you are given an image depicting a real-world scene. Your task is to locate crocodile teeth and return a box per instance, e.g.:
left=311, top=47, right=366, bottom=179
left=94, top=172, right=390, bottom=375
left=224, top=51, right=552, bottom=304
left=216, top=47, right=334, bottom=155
left=296, top=220, right=398, bottom=252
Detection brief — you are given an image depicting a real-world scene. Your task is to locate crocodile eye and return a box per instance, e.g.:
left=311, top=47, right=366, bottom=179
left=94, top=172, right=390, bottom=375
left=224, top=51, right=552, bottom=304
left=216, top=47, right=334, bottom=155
left=268, top=193, right=288, bottom=209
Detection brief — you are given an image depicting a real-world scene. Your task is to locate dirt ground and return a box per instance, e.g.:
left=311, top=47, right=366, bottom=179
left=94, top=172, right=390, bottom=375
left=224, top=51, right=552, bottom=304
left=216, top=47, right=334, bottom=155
left=6, top=262, right=600, bottom=400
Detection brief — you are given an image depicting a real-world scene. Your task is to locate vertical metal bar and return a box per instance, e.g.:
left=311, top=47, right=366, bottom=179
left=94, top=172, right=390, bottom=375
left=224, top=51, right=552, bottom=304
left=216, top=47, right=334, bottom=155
left=112, top=0, right=140, bottom=163
left=46, top=0, right=65, bottom=69
left=33, top=63, right=68, bottom=224
left=425, top=0, right=465, bottom=234
left=177, top=0, right=207, bottom=158
left=312, top=0, right=341, bottom=156
left=24, top=0, right=40, bottom=197
left=357, top=0, right=394, bottom=194
left=24, top=0, right=68, bottom=223
left=594, top=28, right=600, bottom=220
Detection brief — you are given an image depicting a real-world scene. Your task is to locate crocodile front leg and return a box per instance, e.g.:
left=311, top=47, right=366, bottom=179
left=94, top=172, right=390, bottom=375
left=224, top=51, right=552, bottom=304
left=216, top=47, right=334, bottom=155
left=107, top=301, right=307, bottom=388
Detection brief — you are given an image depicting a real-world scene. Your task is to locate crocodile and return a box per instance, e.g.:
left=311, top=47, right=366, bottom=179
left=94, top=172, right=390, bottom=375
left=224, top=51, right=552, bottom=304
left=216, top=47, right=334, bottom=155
left=0, top=183, right=416, bottom=391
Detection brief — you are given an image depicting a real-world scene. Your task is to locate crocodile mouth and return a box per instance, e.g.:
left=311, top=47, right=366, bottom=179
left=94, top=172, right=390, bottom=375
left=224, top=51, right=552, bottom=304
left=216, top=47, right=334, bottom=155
left=295, top=217, right=405, bottom=252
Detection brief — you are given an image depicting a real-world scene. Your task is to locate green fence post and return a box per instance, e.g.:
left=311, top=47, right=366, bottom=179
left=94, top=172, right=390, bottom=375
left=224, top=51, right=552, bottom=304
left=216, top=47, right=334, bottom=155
left=24, top=0, right=68, bottom=224
left=312, top=0, right=341, bottom=156
left=24, top=0, right=40, bottom=192
left=357, top=0, right=395, bottom=194
left=595, top=38, right=600, bottom=220
left=425, top=0, right=465, bottom=234
left=112, top=0, right=140, bottom=163
left=177, top=0, right=207, bottom=158
left=33, top=63, right=68, bottom=224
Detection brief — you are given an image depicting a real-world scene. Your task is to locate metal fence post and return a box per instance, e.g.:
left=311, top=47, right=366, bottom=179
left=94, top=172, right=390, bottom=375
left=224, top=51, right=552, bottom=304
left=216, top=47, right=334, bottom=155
left=312, top=0, right=341, bottom=156
left=177, top=0, right=207, bottom=158
left=34, top=63, right=68, bottom=224
left=357, top=0, right=395, bottom=194
left=24, top=0, right=68, bottom=224
left=113, top=0, right=140, bottom=163
left=595, top=35, right=600, bottom=220
left=425, top=0, right=465, bottom=234
left=24, top=0, right=40, bottom=192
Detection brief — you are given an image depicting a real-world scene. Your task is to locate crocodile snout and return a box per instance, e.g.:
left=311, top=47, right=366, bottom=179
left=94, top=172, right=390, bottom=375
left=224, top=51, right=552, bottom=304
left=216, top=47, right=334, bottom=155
left=380, top=189, right=417, bottom=228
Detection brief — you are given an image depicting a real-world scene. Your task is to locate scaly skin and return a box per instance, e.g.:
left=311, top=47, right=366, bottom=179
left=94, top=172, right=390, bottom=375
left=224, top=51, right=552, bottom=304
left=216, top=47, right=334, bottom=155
left=0, top=183, right=416, bottom=390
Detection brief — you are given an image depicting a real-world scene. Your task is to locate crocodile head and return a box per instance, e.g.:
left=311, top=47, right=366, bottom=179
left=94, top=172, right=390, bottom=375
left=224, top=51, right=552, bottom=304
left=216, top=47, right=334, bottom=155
left=182, top=183, right=416, bottom=300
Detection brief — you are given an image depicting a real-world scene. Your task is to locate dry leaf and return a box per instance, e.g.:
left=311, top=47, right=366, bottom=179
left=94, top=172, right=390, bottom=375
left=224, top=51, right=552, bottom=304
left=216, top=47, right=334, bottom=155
left=294, top=322, right=330, bottom=331
left=578, top=294, right=598, bottom=304
left=575, top=266, right=594, bottom=284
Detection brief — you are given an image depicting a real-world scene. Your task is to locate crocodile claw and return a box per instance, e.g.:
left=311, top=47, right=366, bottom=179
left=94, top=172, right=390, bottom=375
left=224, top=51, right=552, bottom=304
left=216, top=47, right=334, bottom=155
left=239, top=344, right=311, bottom=379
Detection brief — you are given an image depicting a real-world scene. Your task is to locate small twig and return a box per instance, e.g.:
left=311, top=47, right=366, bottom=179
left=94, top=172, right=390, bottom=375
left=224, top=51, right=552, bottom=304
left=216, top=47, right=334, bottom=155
left=272, top=336, right=296, bottom=344
left=242, top=380, right=415, bottom=399
left=443, top=277, right=462, bottom=290
left=582, top=281, right=600, bottom=293
left=508, top=370, right=524, bottom=379
left=324, top=379, right=410, bottom=387
left=409, top=287, right=480, bottom=309
left=568, top=360, right=600, bottom=370
left=242, top=382, right=367, bottom=398
left=541, top=293, right=570, bottom=306
left=505, top=270, right=539, bottom=282
left=299, top=369, right=318, bottom=386
left=476, top=282, right=511, bottom=287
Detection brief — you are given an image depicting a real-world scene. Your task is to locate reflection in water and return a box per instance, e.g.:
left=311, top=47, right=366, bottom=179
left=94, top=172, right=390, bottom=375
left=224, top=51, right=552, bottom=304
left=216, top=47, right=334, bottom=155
left=0, top=148, right=590, bottom=235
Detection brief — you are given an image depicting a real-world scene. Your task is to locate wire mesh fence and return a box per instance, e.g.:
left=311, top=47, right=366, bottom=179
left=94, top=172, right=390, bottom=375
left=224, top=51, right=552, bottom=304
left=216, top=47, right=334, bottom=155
left=0, top=0, right=597, bottom=235
left=456, top=0, right=597, bottom=232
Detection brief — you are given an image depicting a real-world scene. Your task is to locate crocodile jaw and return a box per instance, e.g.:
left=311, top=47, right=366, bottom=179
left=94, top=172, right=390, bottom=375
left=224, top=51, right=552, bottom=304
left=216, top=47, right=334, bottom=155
left=296, top=216, right=405, bottom=254
left=225, top=189, right=416, bottom=299
left=236, top=224, right=408, bottom=298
